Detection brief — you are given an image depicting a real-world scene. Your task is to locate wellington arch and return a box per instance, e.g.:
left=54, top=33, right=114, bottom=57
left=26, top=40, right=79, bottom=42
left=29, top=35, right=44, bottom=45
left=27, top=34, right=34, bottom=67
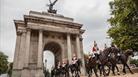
left=12, top=11, right=85, bottom=77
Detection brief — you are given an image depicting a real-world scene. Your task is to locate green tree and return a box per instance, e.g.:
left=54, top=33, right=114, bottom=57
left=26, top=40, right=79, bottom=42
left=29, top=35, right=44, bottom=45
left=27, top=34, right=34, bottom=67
left=108, top=0, right=138, bottom=51
left=0, top=51, right=8, bottom=75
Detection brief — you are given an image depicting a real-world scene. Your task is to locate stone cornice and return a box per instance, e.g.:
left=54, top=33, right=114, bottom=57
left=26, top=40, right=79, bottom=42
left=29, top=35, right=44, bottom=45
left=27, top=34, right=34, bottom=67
left=14, top=20, right=25, bottom=32
left=24, top=15, right=82, bottom=29
left=14, top=20, right=25, bottom=26
left=29, top=11, right=74, bottom=21
left=80, top=29, right=85, bottom=34
left=27, top=22, right=80, bottom=34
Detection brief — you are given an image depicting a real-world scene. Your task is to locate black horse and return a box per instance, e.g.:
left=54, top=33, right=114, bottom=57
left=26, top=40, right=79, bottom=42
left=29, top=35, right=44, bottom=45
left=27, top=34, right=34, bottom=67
left=51, top=66, right=62, bottom=77
left=119, top=49, right=134, bottom=74
left=69, top=59, right=82, bottom=77
left=107, top=47, right=121, bottom=75
left=86, top=54, right=99, bottom=77
left=98, top=47, right=113, bottom=76
left=60, top=61, right=70, bottom=77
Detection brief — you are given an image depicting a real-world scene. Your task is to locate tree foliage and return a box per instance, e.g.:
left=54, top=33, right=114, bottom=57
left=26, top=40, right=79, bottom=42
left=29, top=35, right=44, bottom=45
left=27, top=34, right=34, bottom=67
left=0, top=51, right=8, bottom=75
left=108, top=0, right=138, bottom=51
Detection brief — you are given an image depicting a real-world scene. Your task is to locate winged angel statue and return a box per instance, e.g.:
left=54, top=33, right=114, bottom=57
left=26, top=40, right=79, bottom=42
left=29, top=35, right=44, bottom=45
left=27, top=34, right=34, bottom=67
left=47, top=0, right=58, bottom=14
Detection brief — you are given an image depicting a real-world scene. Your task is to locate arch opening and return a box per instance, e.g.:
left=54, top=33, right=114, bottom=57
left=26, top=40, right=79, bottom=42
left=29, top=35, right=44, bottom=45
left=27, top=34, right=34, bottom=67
left=43, top=42, right=62, bottom=71
left=43, top=50, right=55, bottom=71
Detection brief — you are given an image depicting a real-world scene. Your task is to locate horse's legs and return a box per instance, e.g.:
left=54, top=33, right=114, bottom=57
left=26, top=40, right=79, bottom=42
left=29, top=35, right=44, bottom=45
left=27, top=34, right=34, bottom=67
left=88, top=68, right=92, bottom=77
left=125, top=63, right=134, bottom=74
left=98, top=64, right=102, bottom=76
left=67, top=71, right=69, bottom=77
left=94, top=67, right=98, bottom=77
left=115, top=65, right=120, bottom=75
left=112, top=65, right=115, bottom=75
left=73, top=71, right=74, bottom=77
left=123, top=64, right=126, bottom=74
left=78, top=67, right=81, bottom=74
left=101, top=65, right=106, bottom=76
left=106, top=64, right=110, bottom=76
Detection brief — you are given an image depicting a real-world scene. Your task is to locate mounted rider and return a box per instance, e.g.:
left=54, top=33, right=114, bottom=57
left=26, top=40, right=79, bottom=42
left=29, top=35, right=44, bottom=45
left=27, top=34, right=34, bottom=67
left=110, top=43, right=121, bottom=59
left=72, top=54, right=78, bottom=65
left=57, top=61, right=61, bottom=69
left=62, top=59, right=66, bottom=68
left=91, top=41, right=100, bottom=58
left=104, top=43, right=107, bottom=49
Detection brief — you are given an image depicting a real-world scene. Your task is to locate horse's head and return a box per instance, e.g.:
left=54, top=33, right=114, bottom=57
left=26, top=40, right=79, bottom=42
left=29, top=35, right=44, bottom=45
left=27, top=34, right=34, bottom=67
left=111, top=47, right=122, bottom=56
left=77, top=58, right=82, bottom=66
left=125, top=49, right=134, bottom=57
left=103, top=47, right=112, bottom=56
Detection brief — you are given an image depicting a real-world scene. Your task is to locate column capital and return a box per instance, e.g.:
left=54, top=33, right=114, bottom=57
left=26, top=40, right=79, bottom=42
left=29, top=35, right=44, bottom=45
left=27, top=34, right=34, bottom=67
left=26, top=28, right=31, bottom=31
left=39, top=29, right=43, bottom=33
left=17, top=30, right=22, bottom=35
left=67, top=33, right=71, bottom=35
left=17, top=29, right=26, bottom=35
left=39, top=29, right=43, bottom=31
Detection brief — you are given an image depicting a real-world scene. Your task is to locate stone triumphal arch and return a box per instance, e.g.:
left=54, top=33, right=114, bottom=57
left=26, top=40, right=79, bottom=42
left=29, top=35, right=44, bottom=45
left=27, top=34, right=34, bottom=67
left=12, top=11, right=85, bottom=77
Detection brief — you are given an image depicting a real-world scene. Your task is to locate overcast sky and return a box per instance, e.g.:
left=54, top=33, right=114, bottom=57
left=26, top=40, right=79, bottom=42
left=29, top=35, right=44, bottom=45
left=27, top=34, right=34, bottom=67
left=0, top=0, right=112, bottom=67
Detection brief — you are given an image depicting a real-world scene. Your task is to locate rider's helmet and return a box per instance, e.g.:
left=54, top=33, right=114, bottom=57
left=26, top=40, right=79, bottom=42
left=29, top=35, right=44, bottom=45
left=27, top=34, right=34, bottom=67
left=58, top=61, right=61, bottom=65
left=62, top=59, right=66, bottom=64
left=94, top=40, right=97, bottom=47
left=73, top=54, right=77, bottom=60
left=104, top=43, right=107, bottom=49
left=73, top=54, right=76, bottom=57
left=111, top=43, right=115, bottom=47
left=62, top=61, right=65, bottom=64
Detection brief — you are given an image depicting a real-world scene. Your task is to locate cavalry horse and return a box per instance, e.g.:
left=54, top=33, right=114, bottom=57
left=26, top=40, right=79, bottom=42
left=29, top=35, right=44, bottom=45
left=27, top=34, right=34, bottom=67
left=51, top=66, right=62, bottom=77
left=69, top=59, right=82, bottom=77
left=108, top=48, right=134, bottom=75
left=60, top=61, right=70, bottom=77
left=119, top=49, right=134, bottom=74
left=86, top=54, right=99, bottom=77
left=98, top=47, right=113, bottom=76
left=107, top=47, right=121, bottom=75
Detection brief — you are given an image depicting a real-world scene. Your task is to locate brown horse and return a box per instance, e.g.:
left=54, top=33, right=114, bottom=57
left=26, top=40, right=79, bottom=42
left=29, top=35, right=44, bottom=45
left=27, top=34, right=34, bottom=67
left=119, top=49, right=134, bottom=74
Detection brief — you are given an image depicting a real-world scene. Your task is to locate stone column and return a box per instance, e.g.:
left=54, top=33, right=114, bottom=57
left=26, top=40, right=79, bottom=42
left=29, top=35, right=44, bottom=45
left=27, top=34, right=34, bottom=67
left=80, top=38, right=86, bottom=76
left=21, top=29, right=31, bottom=77
left=18, top=31, right=26, bottom=69
left=62, top=44, right=65, bottom=60
left=13, top=30, right=28, bottom=77
left=76, top=34, right=81, bottom=58
left=67, top=34, right=72, bottom=63
left=24, top=29, right=31, bottom=67
left=13, top=31, right=21, bottom=70
left=37, top=30, right=43, bottom=68
left=36, top=30, right=44, bottom=77
left=76, top=35, right=86, bottom=75
left=12, top=30, right=22, bottom=77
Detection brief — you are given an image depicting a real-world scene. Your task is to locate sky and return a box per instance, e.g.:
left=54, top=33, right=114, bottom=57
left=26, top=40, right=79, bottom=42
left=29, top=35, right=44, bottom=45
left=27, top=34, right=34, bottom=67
left=0, top=0, right=112, bottom=69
